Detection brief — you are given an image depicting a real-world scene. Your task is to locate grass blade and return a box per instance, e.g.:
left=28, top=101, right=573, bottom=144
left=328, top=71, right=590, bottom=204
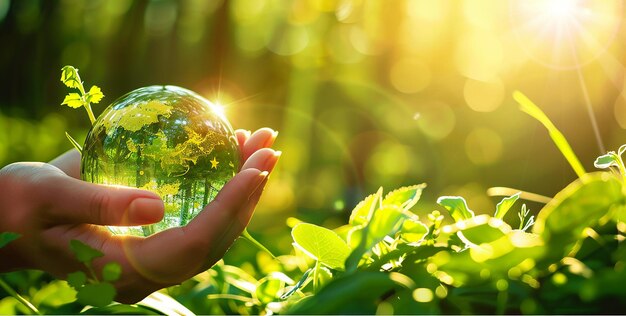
left=513, top=90, right=586, bottom=178
left=65, top=131, right=83, bottom=154
left=241, top=229, right=277, bottom=259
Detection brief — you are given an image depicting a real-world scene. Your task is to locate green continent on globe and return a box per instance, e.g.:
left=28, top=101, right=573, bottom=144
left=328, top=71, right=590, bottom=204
left=81, top=85, right=241, bottom=236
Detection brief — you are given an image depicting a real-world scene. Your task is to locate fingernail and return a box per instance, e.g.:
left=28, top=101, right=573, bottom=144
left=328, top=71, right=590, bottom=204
left=248, top=171, right=269, bottom=200
left=245, top=130, right=252, bottom=138
left=128, top=198, right=164, bottom=224
left=272, top=130, right=279, bottom=139
left=274, top=150, right=282, bottom=158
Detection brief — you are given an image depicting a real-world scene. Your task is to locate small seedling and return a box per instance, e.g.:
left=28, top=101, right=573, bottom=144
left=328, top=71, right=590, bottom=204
left=60, top=66, right=104, bottom=153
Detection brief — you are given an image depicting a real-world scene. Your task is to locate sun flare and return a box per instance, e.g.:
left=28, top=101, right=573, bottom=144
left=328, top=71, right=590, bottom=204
left=510, top=0, right=623, bottom=69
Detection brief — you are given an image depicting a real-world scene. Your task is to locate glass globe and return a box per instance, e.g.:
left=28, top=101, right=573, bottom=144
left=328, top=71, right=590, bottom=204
left=81, top=85, right=241, bottom=236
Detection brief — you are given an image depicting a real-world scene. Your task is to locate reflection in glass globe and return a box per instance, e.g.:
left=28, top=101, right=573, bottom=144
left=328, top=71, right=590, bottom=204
left=81, top=85, right=241, bottom=237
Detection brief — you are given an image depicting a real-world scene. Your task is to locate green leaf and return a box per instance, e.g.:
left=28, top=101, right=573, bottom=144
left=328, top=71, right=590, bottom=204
left=346, top=225, right=364, bottom=249
left=67, top=271, right=87, bottom=288
left=0, top=232, right=20, bottom=249
left=136, top=292, right=193, bottom=316
left=76, top=283, right=116, bottom=308
left=70, top=240, right=103, bottom=264
left=317, top=266, right=333, bottom=287
left=31, top=280, right=77, bottom=308
left=65, top=132, right=83, bottom=153
left=514, top=90, right=586, bottom=178
left=400, top=218, right=429, bottom=243
left=292, top=223, right=351, bottom=270
left=86, top=85, right=104, bottom=104
left=454, top=215, right=511, bottom=245
left=349, top=187, right=383, bottom=226
left=61, top=93, right=83, bottom=108
left=366, top=205, right=406, bottom=245
left=345, top=206, right=407, bottom=271
left=286, top=272, right=410, bottom=314
left=533, top=172, right=624, bottom=263
left=0, top=296, right=19, bottom=315
left=254, top=277, right=284, bottom=305
left=102, top=263, right=121, bottom=282
left=81, top=304, right=159, bottom=315
left=437, top=196, right=475, bottom=222
left=594, top=153, right=619, bottom=169
left=219, top=264, right=258, bottom=294
left=382, top=184, right=426, bottom=210
left=494, top=192, right=520, bottom=219
left=61, top=65, right=81, bottom=89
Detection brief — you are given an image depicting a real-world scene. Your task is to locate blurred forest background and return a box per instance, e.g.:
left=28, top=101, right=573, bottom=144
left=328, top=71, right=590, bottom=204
left=1, top=0, right=625, bottom=255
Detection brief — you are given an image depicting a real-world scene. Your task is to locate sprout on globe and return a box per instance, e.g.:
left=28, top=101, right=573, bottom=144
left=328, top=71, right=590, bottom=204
left=60, top=66, right=241, bottom=237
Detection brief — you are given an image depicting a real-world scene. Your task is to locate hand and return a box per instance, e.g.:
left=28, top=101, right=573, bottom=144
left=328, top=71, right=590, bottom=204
left=0, top=128, right=280, bottom=303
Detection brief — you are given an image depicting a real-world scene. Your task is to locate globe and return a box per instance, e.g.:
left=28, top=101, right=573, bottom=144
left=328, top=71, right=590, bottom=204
left=81, top=85, right=241, bottom=236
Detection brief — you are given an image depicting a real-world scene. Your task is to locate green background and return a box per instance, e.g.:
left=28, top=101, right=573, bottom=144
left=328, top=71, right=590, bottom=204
left=1, top=0, right=625, bottom=253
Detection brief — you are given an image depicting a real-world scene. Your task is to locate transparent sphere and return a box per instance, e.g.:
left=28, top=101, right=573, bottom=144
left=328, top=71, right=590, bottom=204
left=81, top=86, right=241, bottom=236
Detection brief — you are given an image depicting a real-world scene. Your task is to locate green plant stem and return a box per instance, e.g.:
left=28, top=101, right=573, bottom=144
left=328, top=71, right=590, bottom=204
left=84, top=102, right=96, bottom=125
left=206, top=294, right=254, bottom=302
left=86, top=264, right=99, bottom=283
left=613, top=153, right=626, bottom=183
left=73, top=70, right=96, bottom=125
left=240, top=229, right=276, bottom=259
left=313, top=260, right=320, bottom=293
left=0, top=277, right=41, bottom=315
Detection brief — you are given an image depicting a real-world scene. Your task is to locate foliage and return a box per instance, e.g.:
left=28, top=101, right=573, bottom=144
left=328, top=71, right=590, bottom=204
left=0, top=232, right=20, bottom=249
left=66, top=240, right=120, bottom=308
left=1, top=162, right=625, bottom=315
left=60, top=66, right=104, bottom=125
left=2, top=84, right=626, bottom=314
left=59, top=66, right=104, bottom=153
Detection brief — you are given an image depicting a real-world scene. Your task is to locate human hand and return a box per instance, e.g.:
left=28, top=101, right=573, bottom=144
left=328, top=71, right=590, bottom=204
left=0, top=128, right=280, bottom=303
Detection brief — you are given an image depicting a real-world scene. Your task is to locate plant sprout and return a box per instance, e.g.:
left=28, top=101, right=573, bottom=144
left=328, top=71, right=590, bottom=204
left=60, top=65, right=104, bottom=153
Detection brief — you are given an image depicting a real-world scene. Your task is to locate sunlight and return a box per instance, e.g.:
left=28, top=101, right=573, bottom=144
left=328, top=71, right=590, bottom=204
left=212, top=99, right=226, bottom=117
left=510, top=0, right=622, bottom=69
left=510, top=0, right=622, bottom=153
left=545, top=0, right=580, bottom=21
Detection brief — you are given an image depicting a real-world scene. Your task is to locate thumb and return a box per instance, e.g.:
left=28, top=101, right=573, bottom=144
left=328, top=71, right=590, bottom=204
left=40, top=172, right=164, bottom=226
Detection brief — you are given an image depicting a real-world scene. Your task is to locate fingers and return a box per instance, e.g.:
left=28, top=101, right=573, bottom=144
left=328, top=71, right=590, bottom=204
left=130, top=150, right=280, bottom=283
left=242, top=148, right=282, bottom=172
left=235, top=129, right=251, bottom=150
left=112, top=129, right=280, bottom=283
left=49, top=149, right=81, bottom=179
left=185, top=168, right=270, bottom=238
left=241, top=128, right=278, bottom=162
left=40, top=173, right=164, bottom=226
left=129, top=169, right=270, bottom=283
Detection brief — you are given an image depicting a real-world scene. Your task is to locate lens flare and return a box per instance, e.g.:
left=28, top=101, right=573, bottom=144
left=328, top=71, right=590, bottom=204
left=509, top=0, right=623, bottom=70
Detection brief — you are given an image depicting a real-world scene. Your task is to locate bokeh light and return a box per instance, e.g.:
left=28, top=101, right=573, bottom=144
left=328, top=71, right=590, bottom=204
left=389, top=58, right=431, bottom=94
left=464, top=78, right=506, bottom=112
left=0, top=0, right=625, bottom=236
left=415, top=101, right=456, bottom=141
left=465, top=127, right=503, bottom=165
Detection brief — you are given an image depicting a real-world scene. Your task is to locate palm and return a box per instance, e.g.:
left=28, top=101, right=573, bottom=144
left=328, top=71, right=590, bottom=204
left=1, top=128, right=279, bottom=303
